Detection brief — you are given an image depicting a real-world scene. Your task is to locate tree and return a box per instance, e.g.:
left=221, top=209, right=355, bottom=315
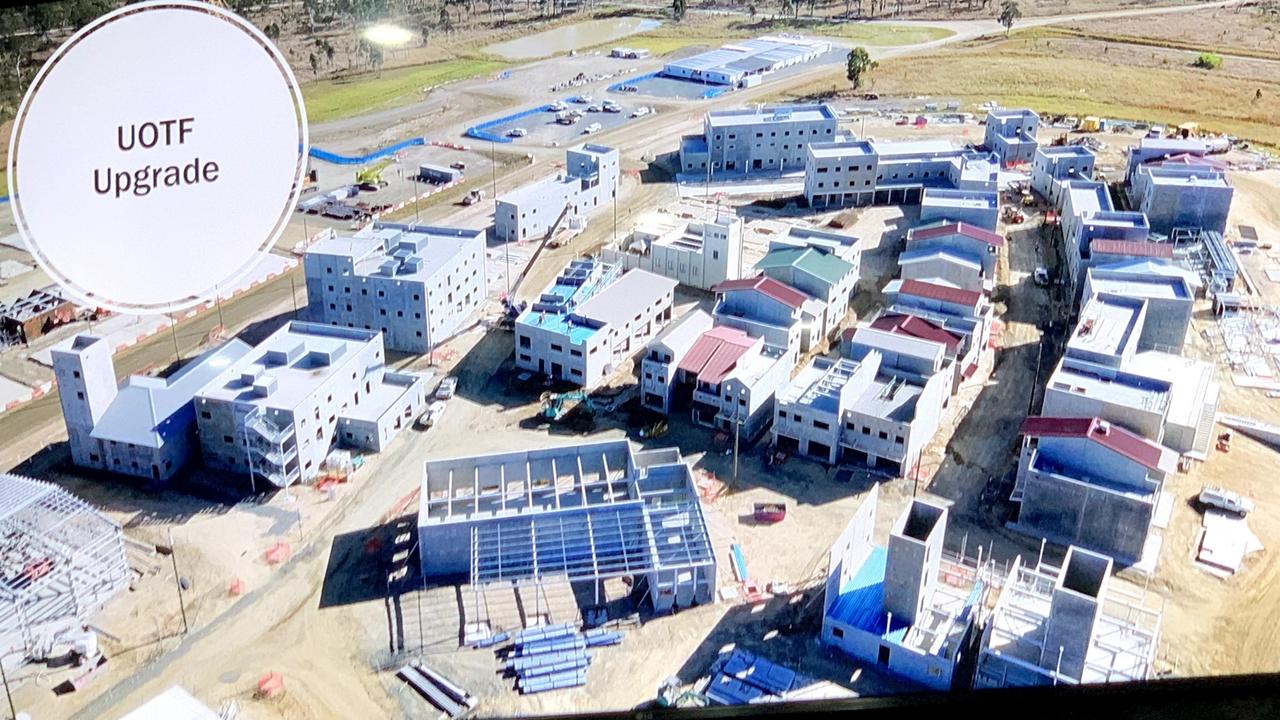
left=749, top=3, right=757, bottom=18
left=673, top=0, right=687, bottom=21
left=1193, top=51, right=1222, bottom=70
left=846, top=46, right=877, bottom=89
left=999, top=0, right=1021, bottom=37
left=309, top=52, right=321, bottom=76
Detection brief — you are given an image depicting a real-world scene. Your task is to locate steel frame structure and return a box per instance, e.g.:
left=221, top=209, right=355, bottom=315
left=0, top=475, right=128, bottom=665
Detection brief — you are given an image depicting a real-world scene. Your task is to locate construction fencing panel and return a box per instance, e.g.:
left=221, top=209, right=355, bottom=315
left=309, top=137, right=427, bottom=165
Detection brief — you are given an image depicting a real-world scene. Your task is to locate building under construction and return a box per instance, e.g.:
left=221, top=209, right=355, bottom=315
left=0, top=474, right=129, bottom=669
left=418, top=440, right=716, bottom=627
left=974, top=546, right=1162, bottom=688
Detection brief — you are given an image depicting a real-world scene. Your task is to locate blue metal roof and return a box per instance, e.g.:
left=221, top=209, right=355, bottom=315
left=826, top=546, right=909, bottom=640
left=90, top=340, right=253, bottom=449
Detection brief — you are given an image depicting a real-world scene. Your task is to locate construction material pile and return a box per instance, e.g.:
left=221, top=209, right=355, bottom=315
left=397, top=662, right=477, bottom=718
left=498, top=623, right=622, bottom=694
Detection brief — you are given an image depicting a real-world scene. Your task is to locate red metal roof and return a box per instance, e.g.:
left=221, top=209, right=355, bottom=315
left=1018, top=416, right=1172, bottom=472
left=1090, top=239, right=1172, bottom=259
left=677, top=326, right=757, bottom=385
left=897, top=279, right=981, bottom=308
left=908, top=221, right=1004, bottom=247
left=713, top=275, right=809, bottom=310
left=867, top=313, right=963, bottom=352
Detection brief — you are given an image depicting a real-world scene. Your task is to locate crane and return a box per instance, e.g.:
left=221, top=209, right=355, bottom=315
left=355, top=157, right=396, bottom=190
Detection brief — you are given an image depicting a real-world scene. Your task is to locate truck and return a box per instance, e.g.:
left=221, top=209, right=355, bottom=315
left=1199, top=485, right=1255, bottom=516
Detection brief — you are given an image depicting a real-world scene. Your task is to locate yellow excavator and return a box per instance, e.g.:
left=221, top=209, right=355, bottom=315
left=355, top=157, right=396, bottom=190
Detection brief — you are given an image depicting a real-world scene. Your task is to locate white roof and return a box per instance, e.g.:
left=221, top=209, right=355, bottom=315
left=120, top=686, right=219, bottom=720
left=576, top=269, right=677, bottom=328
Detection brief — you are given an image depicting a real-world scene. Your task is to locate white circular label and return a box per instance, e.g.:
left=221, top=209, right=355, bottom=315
left=9, top=0, right=308, bottom=314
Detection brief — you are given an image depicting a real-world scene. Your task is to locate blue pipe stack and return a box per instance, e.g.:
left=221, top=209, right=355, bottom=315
left=501, top=623, right=625, bottom=694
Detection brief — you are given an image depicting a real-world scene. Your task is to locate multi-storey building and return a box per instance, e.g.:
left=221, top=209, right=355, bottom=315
left=194, top=322, right=427, bottom=487
left=515, top=259, right=676, bottom=388
left=680, top=104, right=839, bottom=175
left=304, top=223, right=486, bottom=354
left=496, top=144, right=619, bottom=243
left=983, top=109, right=1040, bottom=167
left=1030, top=145, right=1095, bottom=207
left=599, top=211, right=745, bottom=291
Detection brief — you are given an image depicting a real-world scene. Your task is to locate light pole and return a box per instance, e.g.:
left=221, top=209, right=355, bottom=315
left=167, top=529, right=189, bottom=636
left=491, top=140, right=510, bottom=299
left=1, top=655, right=16, bottom=720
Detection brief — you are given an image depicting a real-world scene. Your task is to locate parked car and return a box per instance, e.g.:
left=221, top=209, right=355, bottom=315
left=414, top=400, right=448, bottom=430
left=1199, top=486, right=1255, bottom=516
left=450, top=161, right=466, bottom=171
left=436, top=376, right=458, bottom=400
left=1033, top=267, right=1050, bottom=286
left=507, top=127, right=528, bottom=138
left=587, top=104, right=600, bottom=113
left=574, top=94, right=592, bottom=103
left=549, top=101, right=567, bottom=112
left=583, top=122, right=602, bottom=135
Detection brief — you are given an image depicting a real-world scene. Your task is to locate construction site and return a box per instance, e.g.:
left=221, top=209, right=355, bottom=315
left=0, top=3, right=1278, bottom=720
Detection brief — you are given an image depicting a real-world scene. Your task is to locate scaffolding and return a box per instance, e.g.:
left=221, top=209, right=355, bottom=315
left=0, top=474, right=128, bottom=666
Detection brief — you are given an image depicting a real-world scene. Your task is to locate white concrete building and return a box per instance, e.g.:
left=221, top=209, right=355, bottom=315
left=304, top=223, right=487, bottom=354
left=679, top=326, right=793, bottom=441
left=515, top=259, right=677, bottom=388
left=712, top=275, right=814, bottom=356
left=680, top=104, right=839, bottom=175
left=496, top=144, right=619, bottom=243
left=599, top=211, right=745, bottom=291
left=1031, top=145, right=1095, bottom=207
left=194, top=322, right=427, bottom=487
left=975, top=547, right=1161, bottom=688
left=804, top=138, right=999, bottom=208
left=822, top=487, right=989, bottom=691
left=640, top=309, right=714, bottom=414
left=983, top=109, right=1040, bottom=167
left=754, top=244, right=859, bottom=346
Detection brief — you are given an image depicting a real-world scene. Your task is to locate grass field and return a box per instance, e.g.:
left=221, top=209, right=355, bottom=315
left=616, top=17, right=952, bottom=57
left=775, top=31, right=1280, bottom=151
left=301, top=58, right=508, bottom=124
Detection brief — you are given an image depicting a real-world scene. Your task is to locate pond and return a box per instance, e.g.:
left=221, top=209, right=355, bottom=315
left=485, top=17, right=662, bottom=60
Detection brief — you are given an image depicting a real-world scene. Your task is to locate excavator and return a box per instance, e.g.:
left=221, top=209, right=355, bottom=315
left=355, top=157, right=396, bottom=191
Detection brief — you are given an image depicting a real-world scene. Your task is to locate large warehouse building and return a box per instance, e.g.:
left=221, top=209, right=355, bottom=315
left=662, top=36, right=831, bottom=86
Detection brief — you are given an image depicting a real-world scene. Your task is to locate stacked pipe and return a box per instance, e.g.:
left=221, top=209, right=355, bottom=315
left=500, top=623, right=625, bottom=694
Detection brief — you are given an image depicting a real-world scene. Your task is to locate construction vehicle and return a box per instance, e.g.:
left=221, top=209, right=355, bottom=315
left=461, top=189, right=486, bottom=206
left=1216, top=430, right=1232, bottom=453
left=300, top=167, right=319, bottom=194
left=540, top=390, right=594, bottom=421
left=639, top=420, right=668, bottom=439
left=1002, top=206, right=1025, bottom=224
left=1021, top=193, right=1036, bottom=207
left=355, top=157, right=395, bottom=190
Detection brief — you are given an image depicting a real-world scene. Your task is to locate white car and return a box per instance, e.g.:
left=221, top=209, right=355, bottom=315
left=435, top=376, right=458, bottom=400
left=549, top=101, right=567, bottom=112
left=575, top=94, right=592, bottom=104
left=507, top=127, right=528, bottom=138
left=414, top=400, right=448, bottom=430
left=1199, top=486, right=1255, bottom=516
left=583, top=123, right=602, bottom=135
left=630, top=107, right=650, bottom=118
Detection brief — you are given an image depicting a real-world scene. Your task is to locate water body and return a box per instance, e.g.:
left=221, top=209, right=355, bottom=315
left=485, top=17, right=662, bottom=60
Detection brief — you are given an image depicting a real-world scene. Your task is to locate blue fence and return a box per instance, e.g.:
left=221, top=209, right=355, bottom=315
left=309, top=136, right=427, bottom=165
left=465, top=103, right=555, bottom=144
left=607, top=71, right=660, bottom=94
left=0, top=195, right=8, bottom=204
left=701, top=86, right=731, bottom=100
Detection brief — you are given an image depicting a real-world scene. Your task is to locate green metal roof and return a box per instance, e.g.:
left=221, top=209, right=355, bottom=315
left=754, top=247, right=852, bottom=286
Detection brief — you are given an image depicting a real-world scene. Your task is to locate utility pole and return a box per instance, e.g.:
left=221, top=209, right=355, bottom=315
left=492, top=140, right=509, bottom=299
left=168, top=316, right=181, bottom=364
left=167, top=529, right=189, bottom=636
left=732, top=402, right=741, bottom=486
left=1, top=655, right=15, bottom=720
left=412, top=175, right=421, bottom=223
left=215, top=285, right=225, bottom=331
left=290, top=276, right=300, bottom=317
